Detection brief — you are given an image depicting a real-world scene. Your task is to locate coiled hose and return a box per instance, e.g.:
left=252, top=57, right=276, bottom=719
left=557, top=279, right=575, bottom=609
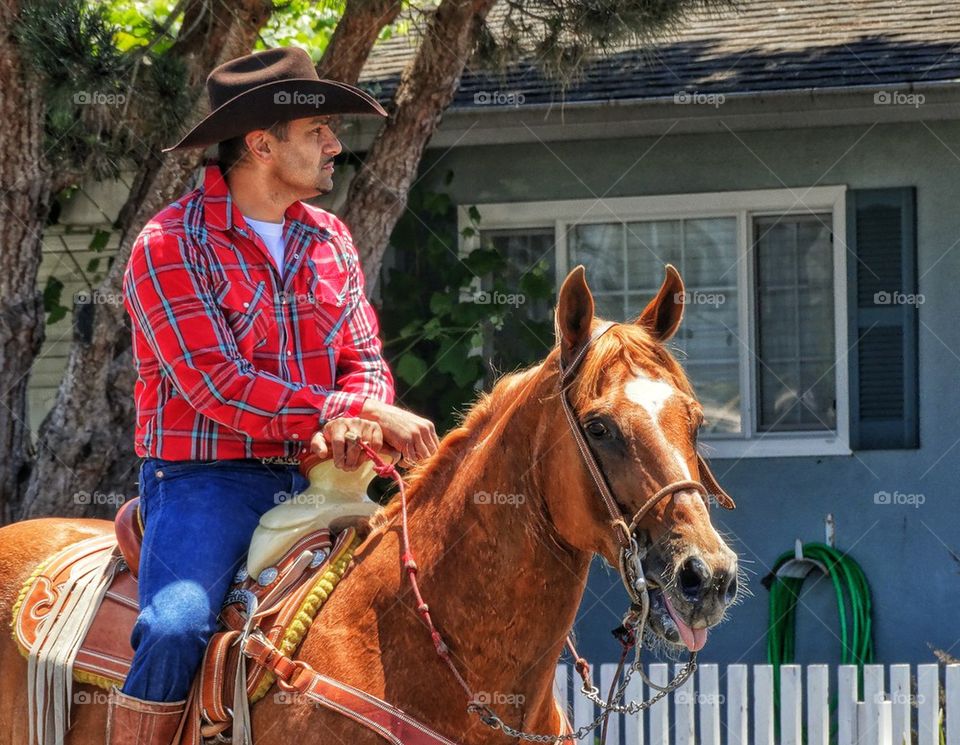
left=767, top=542, right=874, bottom=667
left=767, top=539, right=874, bottom=733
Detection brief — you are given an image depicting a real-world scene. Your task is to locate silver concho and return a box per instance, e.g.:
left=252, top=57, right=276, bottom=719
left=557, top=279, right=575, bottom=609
left=309, top=549, right=329, bottom=568
left=222, top=588, right=251, bottom=609
left=233, top=564, right=249, bottom=584
left=257, top=567, right=278, bottom=586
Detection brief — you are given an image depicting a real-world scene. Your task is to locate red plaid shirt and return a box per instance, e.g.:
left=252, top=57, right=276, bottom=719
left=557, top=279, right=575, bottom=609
left=123, top=163, right=395, bottom=460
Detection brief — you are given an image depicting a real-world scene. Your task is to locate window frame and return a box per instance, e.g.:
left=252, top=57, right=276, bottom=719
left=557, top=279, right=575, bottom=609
left=458, top=186, right=850, bottom=459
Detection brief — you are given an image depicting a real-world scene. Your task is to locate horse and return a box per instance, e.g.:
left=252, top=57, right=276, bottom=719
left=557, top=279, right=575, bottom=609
left=0, top=264, right=739, bottom=744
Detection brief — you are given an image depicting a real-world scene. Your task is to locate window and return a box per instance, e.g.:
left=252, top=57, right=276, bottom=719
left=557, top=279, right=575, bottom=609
left=460, top=187, right=850, bottom=458
left=754, top=216, right=836, bottom=433
left=569, top=217, right=742, bottom=435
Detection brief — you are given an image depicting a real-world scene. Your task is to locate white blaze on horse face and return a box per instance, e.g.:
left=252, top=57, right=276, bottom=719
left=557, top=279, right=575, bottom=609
left=624, top=375, right=673, bottom=419
left=624, top=373, right=691, bottom=480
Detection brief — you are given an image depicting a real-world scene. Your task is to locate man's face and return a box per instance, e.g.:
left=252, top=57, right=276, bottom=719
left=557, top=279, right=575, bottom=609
left=267, top=115, right=342, bottom=198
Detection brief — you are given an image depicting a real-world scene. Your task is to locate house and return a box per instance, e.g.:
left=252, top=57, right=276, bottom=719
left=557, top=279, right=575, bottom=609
left=345, top=0, right=960, bottom=669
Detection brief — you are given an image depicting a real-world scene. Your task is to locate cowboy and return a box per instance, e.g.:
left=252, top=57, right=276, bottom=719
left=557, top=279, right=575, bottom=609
left=114, top=46, right=439, bottom=745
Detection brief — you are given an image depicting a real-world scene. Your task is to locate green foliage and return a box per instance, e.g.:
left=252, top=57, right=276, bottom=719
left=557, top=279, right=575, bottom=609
left=260, top=0, right=343, bottom=54
left=43, top=276, right=69, bottom=326
left=103, top=0, right=402, bottom=58
left=18, top=0, right=122, bottom=80
left=377, top=173, right=555, bottom=433
left=106, top=0, right=181, bottom=53
left=15, top=0, right=191, bottom=180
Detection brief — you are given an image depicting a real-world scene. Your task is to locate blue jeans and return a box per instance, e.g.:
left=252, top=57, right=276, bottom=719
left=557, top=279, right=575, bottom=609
left=121, top=458, right=309, bottom=702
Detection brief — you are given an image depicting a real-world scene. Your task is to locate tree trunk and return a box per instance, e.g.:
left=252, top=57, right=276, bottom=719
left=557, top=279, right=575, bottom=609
left=20, top=0, right=400, bottom=520
left=341, top=0, right=498, bottom=293
left=0, top=0, right=53, bottom=522
left=19, top=0, right=276, bottom=520
left=317, top=0, right=403, bottom=83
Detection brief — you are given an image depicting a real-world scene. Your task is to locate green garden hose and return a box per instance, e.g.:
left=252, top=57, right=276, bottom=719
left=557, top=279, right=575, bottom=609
left=766, top=543, right=875, bottom=735
left=767, top=542, right=875, bottom=669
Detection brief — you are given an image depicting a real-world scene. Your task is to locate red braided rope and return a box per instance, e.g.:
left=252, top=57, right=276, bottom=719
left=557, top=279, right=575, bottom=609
left=353, top=442, right=614, bottom=717
left=354, top=441, right=475, bottom=699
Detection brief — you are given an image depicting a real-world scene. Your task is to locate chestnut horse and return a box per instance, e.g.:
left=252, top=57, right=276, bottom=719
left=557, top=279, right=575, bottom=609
left=0, top=265, right=738, bottom=744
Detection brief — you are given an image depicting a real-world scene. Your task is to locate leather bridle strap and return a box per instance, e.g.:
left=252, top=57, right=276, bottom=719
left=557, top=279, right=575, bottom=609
left=558, top=322, right=636, bottom=547
left=625, top=480, right=708, bottom=535
left=558, top=322, right=715, bottom=549
left=241, top=631, right=459, bottom=745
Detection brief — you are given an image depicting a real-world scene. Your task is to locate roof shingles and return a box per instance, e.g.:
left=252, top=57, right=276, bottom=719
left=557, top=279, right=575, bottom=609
left=360, top=0, right=960, bottom=106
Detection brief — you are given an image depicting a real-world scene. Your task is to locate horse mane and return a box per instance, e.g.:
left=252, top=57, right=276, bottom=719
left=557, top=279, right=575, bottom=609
left=366, top=362, right=545, bottom=531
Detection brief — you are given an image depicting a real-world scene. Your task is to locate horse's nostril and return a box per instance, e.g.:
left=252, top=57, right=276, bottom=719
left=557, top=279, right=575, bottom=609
left=678, top=557, right=710, bottom=599
left=719, top=570, right=738, bottom=606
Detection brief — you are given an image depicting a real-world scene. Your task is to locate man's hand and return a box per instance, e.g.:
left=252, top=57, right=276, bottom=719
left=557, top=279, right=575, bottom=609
left=359, top=399, right=439, bottom=463
left=310, top=417, right=383, bottom=471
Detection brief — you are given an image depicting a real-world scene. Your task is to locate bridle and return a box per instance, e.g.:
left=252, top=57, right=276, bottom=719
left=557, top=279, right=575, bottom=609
left=557, top=321, right=734, bottom=594
left=352, top=320, right=735, bottom=744
left=559, top=321, right=714, bottom=553
left=546, top=320, right=735, bottom=742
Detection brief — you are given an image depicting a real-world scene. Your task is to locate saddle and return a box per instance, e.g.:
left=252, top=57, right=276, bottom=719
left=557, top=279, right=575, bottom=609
left=12, top=497, right=361, bottom=745
left=13, top=453, right=468, bottom=745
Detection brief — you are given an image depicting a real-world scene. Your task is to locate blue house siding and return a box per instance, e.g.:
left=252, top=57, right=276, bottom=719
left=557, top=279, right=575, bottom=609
left=414, top=119, right=960, bottom=666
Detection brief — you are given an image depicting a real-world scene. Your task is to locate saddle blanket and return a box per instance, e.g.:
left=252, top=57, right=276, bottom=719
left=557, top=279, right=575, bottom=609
left=10, top=525, right=359, bottom=744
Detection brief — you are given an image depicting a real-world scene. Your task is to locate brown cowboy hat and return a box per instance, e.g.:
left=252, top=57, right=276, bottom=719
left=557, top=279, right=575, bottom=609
left=162, top=46, right=387, bottom=152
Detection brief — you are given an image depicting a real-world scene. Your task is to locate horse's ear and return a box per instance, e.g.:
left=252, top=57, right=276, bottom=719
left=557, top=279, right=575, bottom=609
left=556, top=265, right=595, bottom=364
left=635, top=264, right=685, bottom=342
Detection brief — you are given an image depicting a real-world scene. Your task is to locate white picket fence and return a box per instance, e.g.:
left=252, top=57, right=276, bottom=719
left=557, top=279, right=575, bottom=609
left=553, top=663, right=957, bottom=745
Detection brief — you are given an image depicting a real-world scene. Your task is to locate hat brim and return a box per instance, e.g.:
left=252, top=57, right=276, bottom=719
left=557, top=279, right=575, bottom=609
left=162, top=78, right=387, bottom=152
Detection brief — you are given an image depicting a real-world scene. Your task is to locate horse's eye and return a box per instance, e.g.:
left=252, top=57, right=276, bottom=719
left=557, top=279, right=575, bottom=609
left=585, top=420, right=609, bottom=439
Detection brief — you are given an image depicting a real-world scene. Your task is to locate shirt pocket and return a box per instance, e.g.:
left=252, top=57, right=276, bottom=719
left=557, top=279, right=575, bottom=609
left=306, top=260, right=349, bottom=347
left=215, top=279, right=271, bottom=352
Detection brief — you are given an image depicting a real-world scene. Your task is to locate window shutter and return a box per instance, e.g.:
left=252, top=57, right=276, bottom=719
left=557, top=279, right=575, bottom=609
left=846, top=188, right=918, bottom=449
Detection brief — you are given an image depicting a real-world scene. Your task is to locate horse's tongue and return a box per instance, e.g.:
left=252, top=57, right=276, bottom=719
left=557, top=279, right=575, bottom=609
left=662, top=595, right=708, bottom=652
